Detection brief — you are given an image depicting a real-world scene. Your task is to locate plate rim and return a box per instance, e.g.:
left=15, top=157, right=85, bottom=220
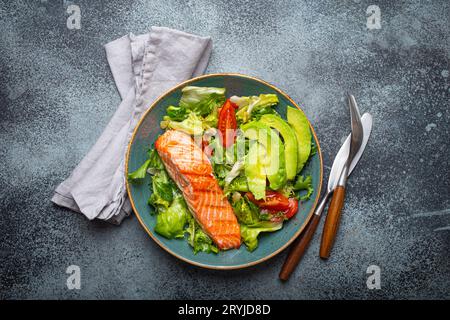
left=125, top=73, right=323, bottom=270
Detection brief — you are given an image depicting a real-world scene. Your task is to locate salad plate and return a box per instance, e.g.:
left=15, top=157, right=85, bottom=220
left=126, top=73, right=322, bottom=269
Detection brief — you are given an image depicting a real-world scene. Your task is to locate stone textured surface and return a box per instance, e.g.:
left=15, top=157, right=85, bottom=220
left=0, top=0, right=449, bottom=299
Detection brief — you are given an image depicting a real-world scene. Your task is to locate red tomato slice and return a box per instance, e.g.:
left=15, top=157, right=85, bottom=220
left=218, top=99, right=238, bottom=147
left=246, top=190, right=291, bottom=211
left=248, top=191, right=299, bottom=220
left=284, top=198, right=299, bottom=219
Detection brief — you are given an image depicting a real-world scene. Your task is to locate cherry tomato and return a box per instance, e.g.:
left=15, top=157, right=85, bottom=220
left=246, top=190, right=291, bottom=211
left=218, top=99, right=238, bottom=147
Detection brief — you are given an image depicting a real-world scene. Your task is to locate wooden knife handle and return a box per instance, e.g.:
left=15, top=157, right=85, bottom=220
left=279, top=213, right=322, bottom=281
left=320, top=185, right=346, bottom=259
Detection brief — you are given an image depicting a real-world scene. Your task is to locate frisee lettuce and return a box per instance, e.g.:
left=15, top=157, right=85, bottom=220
left=294, top=175, right=314, bottom=201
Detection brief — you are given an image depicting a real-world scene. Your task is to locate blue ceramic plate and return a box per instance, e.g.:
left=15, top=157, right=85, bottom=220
left=126, top=73, right=322, bottom=269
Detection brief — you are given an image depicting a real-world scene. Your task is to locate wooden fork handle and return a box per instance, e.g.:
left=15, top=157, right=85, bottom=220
left=320, top=185, right=346, bottom=259
left=279, top=213, right=322, bottom=281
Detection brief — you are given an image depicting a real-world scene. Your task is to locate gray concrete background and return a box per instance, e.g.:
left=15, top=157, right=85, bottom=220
left=0, top=0, right=449, bottom=299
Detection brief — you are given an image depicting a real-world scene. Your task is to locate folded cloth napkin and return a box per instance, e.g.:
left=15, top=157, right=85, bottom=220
left=51, top=26, right=212, bottom=225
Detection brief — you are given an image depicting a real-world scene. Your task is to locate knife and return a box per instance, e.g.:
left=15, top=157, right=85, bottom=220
left=320, top=95, right=365, bottom=258
left=279, top=111, right=372, bottom=280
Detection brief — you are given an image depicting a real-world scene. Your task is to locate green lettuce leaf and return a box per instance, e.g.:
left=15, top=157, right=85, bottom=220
left=240, top=221, right=283, bottom=252
left=148, top=170, right=175, bottom=209
left=160, top=113, right=204, bottom=136
left=208, top=138, right=225, bottom=165
left=147, top=149, right=164, bottom=173
left=166, top=105, right=189, bottom=121
left=209, top=138, right=235, bottom=187
left=293, top=175, right=313, bottom=201
left=225, top=175, right=249, bottom=194
left=231, top=194, right=260, bottom=225
left=127, top=159, right=151, bottom=183
left=154, top=196, right=188, bottom=239
left=232, top=94, right=279, bottom=123
left=179, top=86, right=226, bottom=117
left=279, top=174, right=314, bottom=201
left=203, top=106, right=219, bottom=128
left=145, top=149, right=177, bottom=209
left=229, top=95, right=250, bottom=108
left=279, top=181, right=296, bottom=198
left=185, top=214, right=219, bottom=254
left=251, top=106, right=279, bottom=121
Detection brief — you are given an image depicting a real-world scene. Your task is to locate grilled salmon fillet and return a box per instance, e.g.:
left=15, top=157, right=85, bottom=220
left=155, top=130, right=241, bottom=250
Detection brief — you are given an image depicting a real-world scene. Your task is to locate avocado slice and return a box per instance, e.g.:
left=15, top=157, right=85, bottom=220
left=241, top=121, right=287, bottom=192
left=245, top=141, right=267, bottom=200
left=286, top=106, right=312, bottom=173
left=259, top=114, right=298, bottom=180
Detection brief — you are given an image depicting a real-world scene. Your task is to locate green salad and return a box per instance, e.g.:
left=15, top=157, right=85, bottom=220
left=128, top=86, right=315, bottom=253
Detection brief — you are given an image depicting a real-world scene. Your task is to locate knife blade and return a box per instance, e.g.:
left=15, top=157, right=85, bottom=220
left=327, top=112, right=373, bottom=193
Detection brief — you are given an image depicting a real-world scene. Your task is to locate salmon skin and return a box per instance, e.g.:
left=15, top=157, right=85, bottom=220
left=155, top=130, right=241, bottom=250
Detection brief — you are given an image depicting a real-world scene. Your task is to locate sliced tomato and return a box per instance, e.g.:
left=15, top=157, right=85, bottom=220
left=218, top=99, right=238, bottom=147
left=284, top=198, right=299, bottom=219
left=249, top=191, right=299, bottom=220
left=246, top=190, right=291, bottom=211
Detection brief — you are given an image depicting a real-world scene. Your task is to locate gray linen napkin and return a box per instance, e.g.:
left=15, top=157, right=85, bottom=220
left=51, top=27, right=212, bottom=225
